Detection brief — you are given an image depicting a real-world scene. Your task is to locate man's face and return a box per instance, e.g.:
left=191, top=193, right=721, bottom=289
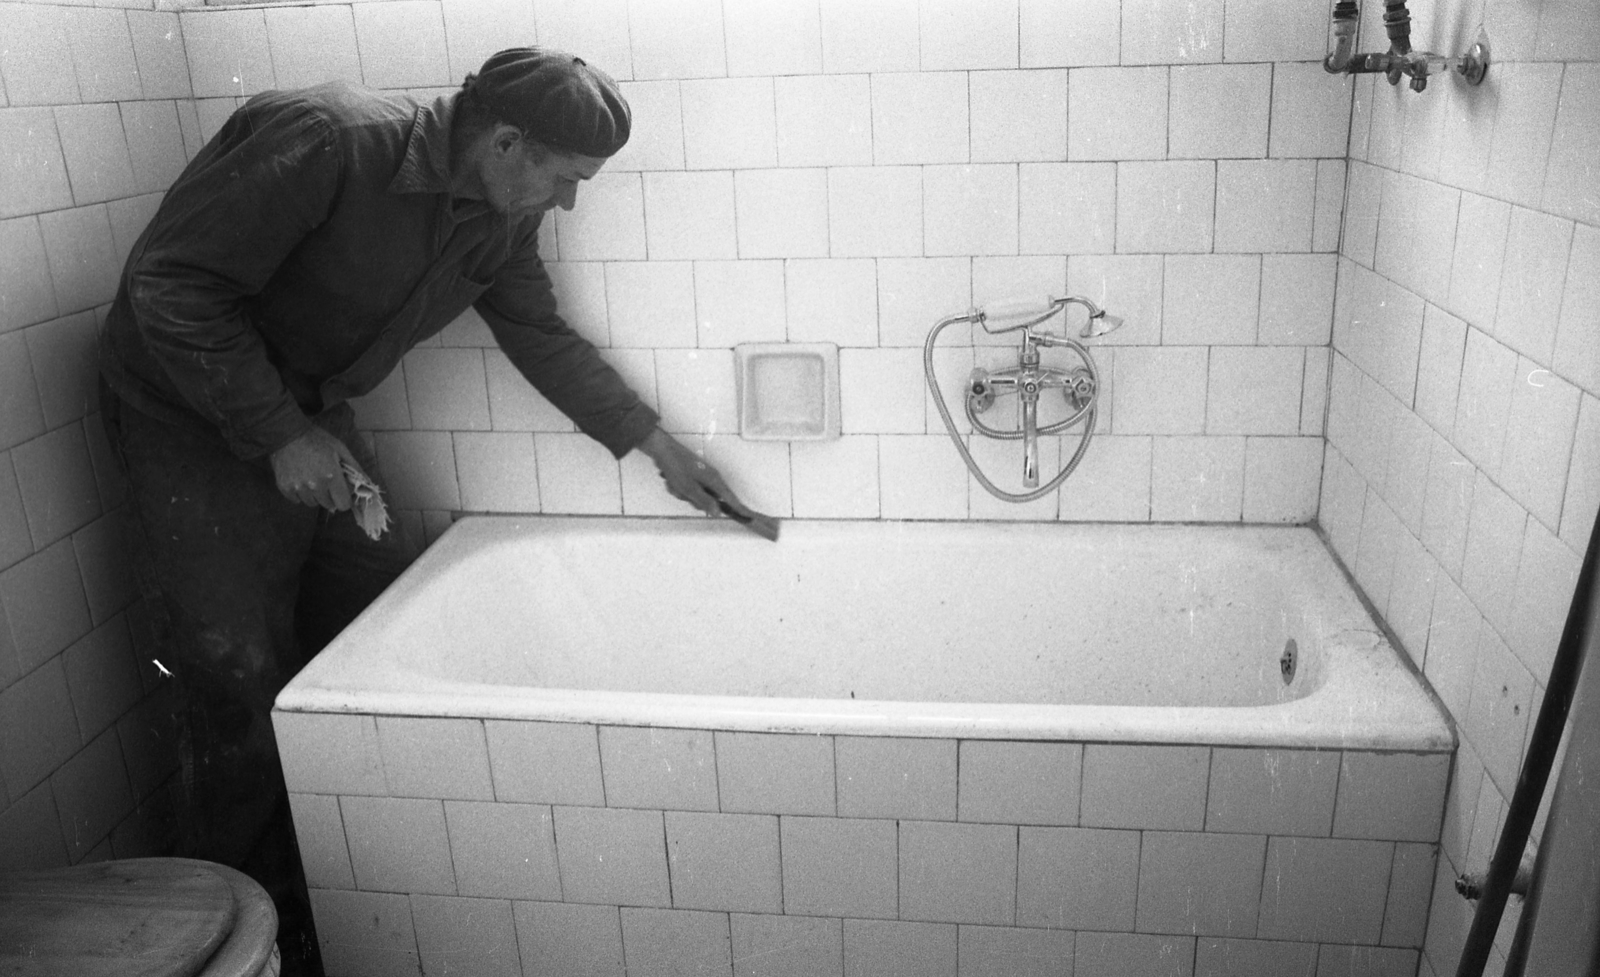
left=480, top=129, right=606, bottom=215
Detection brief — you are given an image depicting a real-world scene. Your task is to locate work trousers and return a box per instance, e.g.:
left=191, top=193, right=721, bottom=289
left=101, top=384, right=417, bottom=977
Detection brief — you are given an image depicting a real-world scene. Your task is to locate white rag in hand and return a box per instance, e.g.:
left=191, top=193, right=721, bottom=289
left=341, top=460, right=391, bottom=540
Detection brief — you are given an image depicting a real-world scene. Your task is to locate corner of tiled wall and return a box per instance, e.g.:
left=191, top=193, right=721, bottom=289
left=1, top=0, right=196, bottom=871
left=1320, top=1, right=1600, bottom=974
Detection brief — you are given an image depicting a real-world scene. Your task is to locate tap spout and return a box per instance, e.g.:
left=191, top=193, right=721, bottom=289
left=1324, top=0, right=1361, bottom=73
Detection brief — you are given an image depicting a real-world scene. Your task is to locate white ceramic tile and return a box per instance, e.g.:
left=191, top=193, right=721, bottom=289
left=309, top=889, right=420, bottom=977
left=1465, top=624, right=1535, bottom=794
left=1112, top=346, right=1206, bottom=435
left=1205, top=348, right=1302, bottom=436
left=782, top=815, right=898, bottom=918
left=1501, top=361, right=1580, bottom=532
left=1301, top=348, right=1329, bottom=436
left=1462, top=472, right=1528, bottom=633
left=837, top=348, right=920, bottom=436
left=180, top=8, right=275, bottom=97
left=789, top=436, right=879, bottom=519
left=729, top=914, right=841, bottom=977
left=1020, top=163, right=1115, bottom=256
left=957, top=925, right=1073, bottom=977
left=25, top=311, right=99, bottom=428
left=287, top=792, right=353, bottom=890
left=444, top=800, right=559, bottom=900
left=900, top=820, right=1017, bottom=925
left=959, top=741, right=1080, bottom=825
left=1, top=539, right=92, bottom=674
left=784, top=258, right=876, bottom=347
left=410, top=894, right=520, bottom=977
left=1055, top=434, right=1150, bottom=521
left=1206, top=748, right=1337, bottom=836
left=694, top=260, right=786, bottom=348
left=1484, top=62, right=1563, bottom=210
left=1334, top=752, right=1451, bottom=842
left=1383, top=408, right=1434, bottom=534
left=877, top=258, right=970, bottom=347
left=1257, top=255, right=1336, bottom=347
left=484, top=720, right=603, bottom=806
left=1153, top=436, right=1246, bottom=522
left=265, top=4, right=361, bottom=89
left=653, top=348, right=737, bottom=436
left=1242, top=437, right=1322, bottom=523
left=1076, top=933, right=1195, bottom=977
left=1194, top=938, right=1317, bottom=976
left=680, top=77, right=777, bottom=170
left=1116, top=162, right=1214, bottom=254
left=1163, top=256, right=1259, bottom=345
left=924, top=164, right=1018, bottom=257
left=1561, top=394, right=1600, bottom=552
left=773, top=74, right=871, bottom=168
left=0, top=656, right=80, bottom=796
left=1222, top=0, right=1326, bottom=61
left=878, top=434, right=970, bottom=519
left=598, top=725, right=717, bottom=810
left=605, top=81, right=682, bottom=172
left=37, top=205, right=118, bottom=316
left=453, top=431, right=540, bottom=512
left=535, top=432, right=623, bottom=514
left=1419, top=436, right=1475, bottom=579
left=605, top=261, right=695, bottom=348
left=1062, top=254, right=1160, bottom=347
left=0, top=453, right=31, bottom=574
left=712, top=730, right=833, bottom=816
left=0, top=4, right=80, bottom=106
left=119, top=101, right=186, bottom=196
left=1447, top=193, right=1511, bottom=332
left=734, top=168, right=829, bottom=259
left=535, top=0, right=632, bottom=78
left=377, top=716, right=493, bottom=801
left=515, top=902, right=625, bottom=977
left=173, top=102, right=204, bottom=162
left=1455, top=325, right=1518, bottom=472
left=65, top=8, right=140, bottom=103
left=1313, top=159, right=1346, bottom=253
left=352, top=1, right=450, bottom=88
left=341, top=794, right=456, bottom=894
left=1081, top=744, right=1207, bottom=830
left=1256, top=837, right=1391, bottom=944
left=1415, top=304, right=1467, bottom=436
left=921, top=0, right=1018, bottom=69
left=622, top=908, right=734, bottom=976
left=870, top=71, right=968, bottom=166
left=644, top=171, right=737, bottom=260
left=836, top=736, right=956, bottom=820
left=1021, top=0, right=1119, bottom=67
left=1214, top=160, right=1315, bottom=253
left=1169, top=64, right=1270, bottom=159
left=273, top=712, right=387, bottom=796
left=1122, top=0, right=1224, bottom=63
left=666, top=811, right=781, bottom=912
left=1553, top=224, right=1599, bottom=397
left=1543, top=62, right=1600, bottom=225
left=1068, top=67, right=1166, bottom=162
left=723, top=0, right=821, bottom=75
left=1508, top=518, right=1582, bottom=684
left=0, top=217, right=57, bottom=332
left=971, top=69, right=1068, bottom=163
left=438, top=0, right=535, bottom=81
left=402, top=348, right=489, bottom=431
left=1266, top=65, right=1353, bottom=160
left=1385, top=531, right=1440, bottom=669
left=1495, top=208, right=1573, bottom=366
left=628, top=0, right=725, bottom=80
left=554, top=805, right=670, bottom=905
left=1136, top=831, right=1266, bottom=938
left=828, top=166, right=922, bottom=258
left=1335, top=266, right=1425, bottom=407
left=552, top=172, right=647, bottom=261
left=126, top=11, right=189, bottom=100
left=51, top=726, right=133, bottom=862
left=60, top=615, right=138, bottom=745
left=1354, top=492, right=1405, bottom=616
left=1318, top=443, right=1365, bottom=566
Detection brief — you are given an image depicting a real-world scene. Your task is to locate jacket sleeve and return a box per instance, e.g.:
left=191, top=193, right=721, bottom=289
left=476, top=216, right=660, bottom=459
left=124, top=95, right=341, bottom=459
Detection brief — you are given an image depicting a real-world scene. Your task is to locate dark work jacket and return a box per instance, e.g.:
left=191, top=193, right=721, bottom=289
left=100, top=81, right=658, bottom=461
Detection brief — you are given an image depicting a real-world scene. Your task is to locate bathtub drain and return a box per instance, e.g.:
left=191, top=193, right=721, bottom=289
left=1280, top=638, right=1298, bottom=685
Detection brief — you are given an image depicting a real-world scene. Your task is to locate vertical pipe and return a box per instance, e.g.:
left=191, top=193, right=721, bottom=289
left=1454, top=507, right=1600, bottom=977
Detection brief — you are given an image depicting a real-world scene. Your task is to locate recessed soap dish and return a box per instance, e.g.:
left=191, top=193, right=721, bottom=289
left=735, top=342, right=840, bottom=441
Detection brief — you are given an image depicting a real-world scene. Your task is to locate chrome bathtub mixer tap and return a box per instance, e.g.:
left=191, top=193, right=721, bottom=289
left=923, top=296, right=1123, bottom=503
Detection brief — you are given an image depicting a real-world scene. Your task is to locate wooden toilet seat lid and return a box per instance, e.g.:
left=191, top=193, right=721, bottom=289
left=0, top=858, right=238, bottom=977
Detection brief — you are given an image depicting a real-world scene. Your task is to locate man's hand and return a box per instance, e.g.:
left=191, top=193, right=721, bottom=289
left=270, top=426, right=365, bottom=511
left=636, top=427, right=739, bottom=517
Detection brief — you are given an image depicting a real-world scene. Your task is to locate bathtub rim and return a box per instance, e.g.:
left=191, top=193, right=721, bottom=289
left=274, top=515, right=1457, bottom=753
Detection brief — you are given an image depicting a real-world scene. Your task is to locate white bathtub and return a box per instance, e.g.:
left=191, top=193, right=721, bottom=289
left=278, top=516, right=1449, bottom=751
left=275, top=517, right=1455, bottom=977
